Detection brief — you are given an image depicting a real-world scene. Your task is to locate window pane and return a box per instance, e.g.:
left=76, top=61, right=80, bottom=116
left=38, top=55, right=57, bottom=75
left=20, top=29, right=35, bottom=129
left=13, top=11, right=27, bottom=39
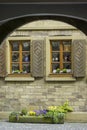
left=52, top=63, right=60, bottom=73
left=63, top=52, right=71, bottom=62
left=12, top=63, right=20, bottom=73
left=22, top=41, right=30, bottom=51
left=63, top=41, right=71, bottom=51
left=22, top=63, right=30, bottom=73
left=63, top=63, right=71, bottom=69
left=22, top=52, right=30, bottom=62
left=52, top=52, right=60, bottom=62
left=51, top=41, right=60, bottom=51
left=12, top=41, right=19, bottom=51
left=50, top=40, right=72, bottom=75
left=12, top=52, right=19, bottom=62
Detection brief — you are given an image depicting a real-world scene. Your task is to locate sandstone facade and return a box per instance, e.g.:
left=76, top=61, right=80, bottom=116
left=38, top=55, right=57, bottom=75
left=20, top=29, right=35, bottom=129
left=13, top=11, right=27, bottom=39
left=0, top=20, right=87, bottom=112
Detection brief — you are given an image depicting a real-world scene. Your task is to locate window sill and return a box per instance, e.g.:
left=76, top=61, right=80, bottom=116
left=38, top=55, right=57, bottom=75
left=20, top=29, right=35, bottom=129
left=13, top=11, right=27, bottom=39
left=45, top=76, right=76, bottom=81
left=5, top=76, right=34, bottom=81
left=49, top=73, right=73, bottom=77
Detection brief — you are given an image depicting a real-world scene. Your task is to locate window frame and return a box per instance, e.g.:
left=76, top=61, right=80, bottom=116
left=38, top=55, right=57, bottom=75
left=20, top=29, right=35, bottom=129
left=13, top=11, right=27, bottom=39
left=45, top=36, right=76, bottom=81
left=9, top=40, right=31, bottom=76
left=5, top=37, right=34, bottom=81
left=50, top=39, right=72, bottom=77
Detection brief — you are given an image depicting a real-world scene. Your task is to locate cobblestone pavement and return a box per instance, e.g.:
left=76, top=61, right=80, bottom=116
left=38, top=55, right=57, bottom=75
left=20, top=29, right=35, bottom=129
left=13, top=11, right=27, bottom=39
left=0, top=122, right=87, bottom=130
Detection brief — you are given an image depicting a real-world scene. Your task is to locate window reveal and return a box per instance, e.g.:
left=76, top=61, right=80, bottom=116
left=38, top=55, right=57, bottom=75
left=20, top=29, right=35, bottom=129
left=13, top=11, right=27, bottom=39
left=10, top=41, right=30, bottom=74
left=50, top=40, right=72, bottom=75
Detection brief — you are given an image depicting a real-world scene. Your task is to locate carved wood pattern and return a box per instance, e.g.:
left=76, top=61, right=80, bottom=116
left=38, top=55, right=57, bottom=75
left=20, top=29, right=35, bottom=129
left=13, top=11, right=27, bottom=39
left=72, top=40, right=86, bottom=77
left=0, top=42, right=6, bottom=77
left=32, top=40, right=44, bottom=77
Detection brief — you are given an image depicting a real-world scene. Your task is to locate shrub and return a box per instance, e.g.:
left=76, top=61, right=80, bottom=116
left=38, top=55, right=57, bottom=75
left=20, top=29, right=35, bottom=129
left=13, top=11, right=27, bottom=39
left=62, top=100, right=73, bottom=112
left=44, top=101, right=73, bottom=124
left=44, top=109, right=65, bottom=124
left=21, top=108, right=28, bottom=116
left=9, top=112, right=20, bottom=122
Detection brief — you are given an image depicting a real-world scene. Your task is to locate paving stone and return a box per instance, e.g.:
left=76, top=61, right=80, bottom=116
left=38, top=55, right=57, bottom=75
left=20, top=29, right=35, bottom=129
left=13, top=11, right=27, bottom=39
left=0, top=122, right=87, bottom=130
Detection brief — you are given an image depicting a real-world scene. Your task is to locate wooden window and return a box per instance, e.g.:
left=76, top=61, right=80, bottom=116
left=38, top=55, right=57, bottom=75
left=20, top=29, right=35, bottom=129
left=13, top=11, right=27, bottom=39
left=50, top=40, right=72, bottom=76
left=10, top=40, right=31, bottom=75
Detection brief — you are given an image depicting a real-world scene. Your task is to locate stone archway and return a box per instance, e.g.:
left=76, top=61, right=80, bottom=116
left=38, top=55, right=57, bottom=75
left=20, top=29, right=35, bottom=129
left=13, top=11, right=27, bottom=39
left=0, top=14, right=87, bottom=44
left=0, top=15, right=87, bottom=116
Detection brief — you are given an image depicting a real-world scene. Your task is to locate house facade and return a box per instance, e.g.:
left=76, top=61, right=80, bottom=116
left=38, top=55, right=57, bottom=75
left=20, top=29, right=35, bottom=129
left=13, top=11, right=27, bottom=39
left=0, top=20, right=87, bottom=112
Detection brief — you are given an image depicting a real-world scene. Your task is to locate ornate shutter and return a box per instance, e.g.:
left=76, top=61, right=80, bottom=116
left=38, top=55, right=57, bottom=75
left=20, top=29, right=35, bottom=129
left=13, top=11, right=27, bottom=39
left=0, top=42, right=7, bottom=77
left=32, top=40, right=44, bottom=77
left=72, top=40, right=86, bottom=77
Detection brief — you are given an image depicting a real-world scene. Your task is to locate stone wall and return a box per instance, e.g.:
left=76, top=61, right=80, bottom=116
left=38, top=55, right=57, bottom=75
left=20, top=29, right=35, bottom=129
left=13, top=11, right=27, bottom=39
left=0, top=20, right=87, bottom=112
left=0, top=77, right=87, bottom=112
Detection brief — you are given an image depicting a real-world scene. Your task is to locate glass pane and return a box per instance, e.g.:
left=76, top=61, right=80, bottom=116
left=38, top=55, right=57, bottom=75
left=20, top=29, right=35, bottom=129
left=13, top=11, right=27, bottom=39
left=51, top=41, right=60, bottom=51
left=12, top=41, right=19, bottom=51
left=52, top=52, right=60, bottom=62
left=63, top=63, right=71, bottom=69
left=22, top=41, right=30, bottom=51
left=22, top=63, right=30, bottom=73
left=12, top=52, right=19, bottom=62
left=52, top=63, right=60, bottom=73
left=22, top=52, right=30, bottom=62
left=63, top=52, right=71, bottom=62
left=63, top=41, right=71, bottom=51
left=12, top=63, right=20, bottom=73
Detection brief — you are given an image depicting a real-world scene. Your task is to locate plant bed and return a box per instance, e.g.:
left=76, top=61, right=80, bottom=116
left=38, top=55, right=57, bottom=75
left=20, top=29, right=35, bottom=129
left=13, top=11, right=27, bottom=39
left=9, top=101, right=73, bottom=124
left=9, top=115, right=53, bottom=123
left=9, top=115, right=64, bottom=124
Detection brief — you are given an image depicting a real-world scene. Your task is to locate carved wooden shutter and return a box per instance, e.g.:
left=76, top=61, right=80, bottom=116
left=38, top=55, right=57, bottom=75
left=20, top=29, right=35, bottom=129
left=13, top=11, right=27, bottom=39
left=0, top=42, right=7, bottom=77
left=72, top=40, right=86, bottom=77
left=32, top=40, right=44, bottom=77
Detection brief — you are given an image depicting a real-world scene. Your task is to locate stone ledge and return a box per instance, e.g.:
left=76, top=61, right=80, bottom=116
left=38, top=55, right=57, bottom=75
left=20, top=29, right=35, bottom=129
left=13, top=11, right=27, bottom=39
left=45, top=77, right=76, bottom=81
left=1, top=112, right=87, bottom=123
left=0, top=112, right=11, bottom=120
left=5, top=77, right=34, bottom=81
left=65, top=112, right=87, bottom=123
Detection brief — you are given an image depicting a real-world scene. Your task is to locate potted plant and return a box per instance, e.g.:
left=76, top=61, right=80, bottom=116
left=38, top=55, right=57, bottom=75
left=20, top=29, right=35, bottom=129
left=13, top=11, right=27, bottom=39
left=62, top=68, right=67, bottom=73
left=56, top=68, right=60, bottom=73
left=12, top=70, right=20, bottom=74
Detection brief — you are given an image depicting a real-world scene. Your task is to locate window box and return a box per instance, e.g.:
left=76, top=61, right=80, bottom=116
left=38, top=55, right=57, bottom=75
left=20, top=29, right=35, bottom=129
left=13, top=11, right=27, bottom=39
left=9, top=114, right=64, bottom=124
left=49, top=73, right=72, bottom=77
left=9, top=115, right=54, bottom=124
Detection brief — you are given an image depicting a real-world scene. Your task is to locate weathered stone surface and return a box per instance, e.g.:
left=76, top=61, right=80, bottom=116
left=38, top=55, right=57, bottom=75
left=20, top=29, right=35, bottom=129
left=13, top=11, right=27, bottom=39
left=0, top=21, right=87, bottom=112
left=0, top=80, right=87, bottom=111
left=0, top=78, right=87, bottom=112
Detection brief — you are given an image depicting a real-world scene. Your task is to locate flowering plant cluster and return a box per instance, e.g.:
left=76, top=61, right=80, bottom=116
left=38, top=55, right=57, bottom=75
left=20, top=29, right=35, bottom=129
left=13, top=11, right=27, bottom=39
left=43, top=100, right=73, bottom=123
left=9, top=100, right=73, bottom=124
left=48, top=100, right=73, bottom=113
left=28, top=109, right=47, bottom=116
left=28, top=111, right=36, bottom=116
left=20, top=100, right=73, bottom=116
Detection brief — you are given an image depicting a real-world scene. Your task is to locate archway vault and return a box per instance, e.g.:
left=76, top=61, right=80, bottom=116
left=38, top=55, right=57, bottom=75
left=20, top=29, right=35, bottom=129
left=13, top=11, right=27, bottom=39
left=0, top=14, right=87, bottom=44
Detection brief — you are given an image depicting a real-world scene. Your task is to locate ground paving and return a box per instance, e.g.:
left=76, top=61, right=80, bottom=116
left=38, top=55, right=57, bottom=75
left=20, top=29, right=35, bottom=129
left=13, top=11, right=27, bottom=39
left=0, top=122, right=87, bottom=130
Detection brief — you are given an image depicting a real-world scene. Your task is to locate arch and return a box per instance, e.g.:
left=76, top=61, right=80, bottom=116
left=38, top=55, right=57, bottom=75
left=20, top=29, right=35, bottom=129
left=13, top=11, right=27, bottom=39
left=0, top=14, right=87, bottom=44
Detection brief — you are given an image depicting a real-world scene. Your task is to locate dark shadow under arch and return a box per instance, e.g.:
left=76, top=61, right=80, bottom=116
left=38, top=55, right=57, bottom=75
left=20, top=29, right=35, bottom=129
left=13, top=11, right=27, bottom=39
left=0, top=14, right=87, bottom=44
